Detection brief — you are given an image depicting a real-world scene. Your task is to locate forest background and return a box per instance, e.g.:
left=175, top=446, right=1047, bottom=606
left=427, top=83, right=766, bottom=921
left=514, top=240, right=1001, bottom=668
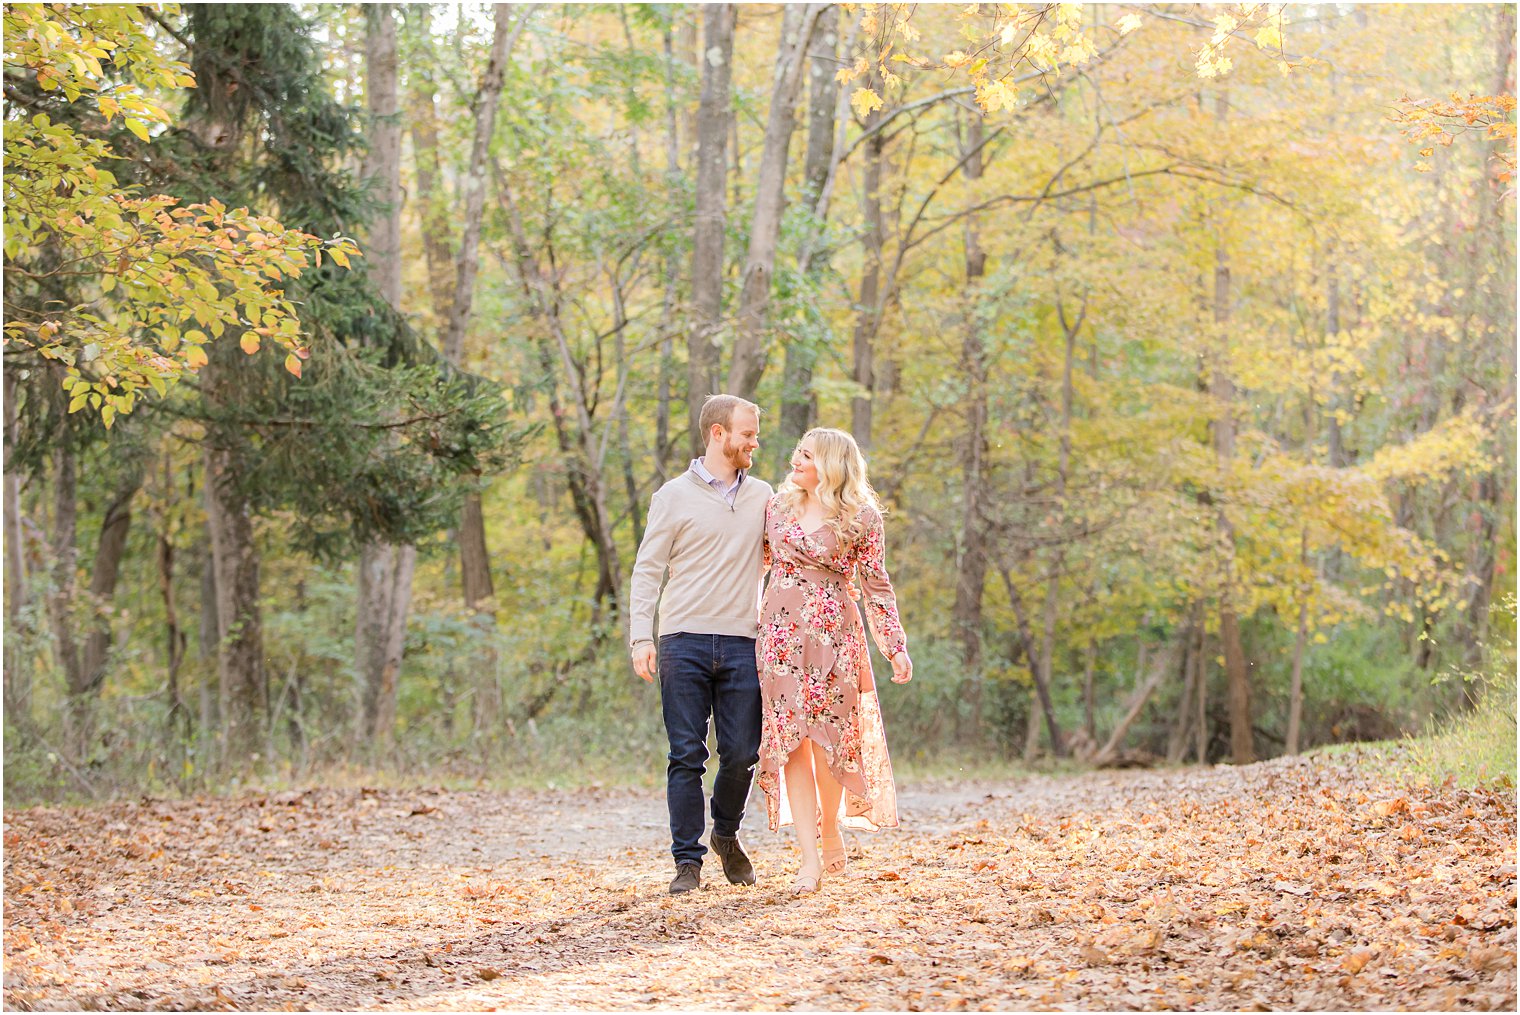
left=3, top=1, right=1515, bottom=804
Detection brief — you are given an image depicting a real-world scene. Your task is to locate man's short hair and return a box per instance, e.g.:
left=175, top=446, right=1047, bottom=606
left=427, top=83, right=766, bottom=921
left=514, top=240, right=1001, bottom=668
left=699, top=394, right=761, bottom=438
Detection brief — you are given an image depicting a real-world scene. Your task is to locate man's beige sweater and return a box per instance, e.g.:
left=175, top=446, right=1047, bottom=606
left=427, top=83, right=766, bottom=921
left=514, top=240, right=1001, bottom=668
left=628, top=468, right=773, bottom=647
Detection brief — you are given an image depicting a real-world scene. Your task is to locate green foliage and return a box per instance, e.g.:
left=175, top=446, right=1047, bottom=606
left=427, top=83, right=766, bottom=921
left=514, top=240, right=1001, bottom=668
left=2, top=3, right=360, bottom=424
left=1249, top=614, right=1424, bottom=744
left=1315, top=598, right=1517, bottom=788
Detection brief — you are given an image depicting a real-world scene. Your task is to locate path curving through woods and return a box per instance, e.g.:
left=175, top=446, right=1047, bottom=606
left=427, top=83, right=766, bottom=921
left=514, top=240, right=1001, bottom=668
left=4, top=755, right=1515, bottom=1010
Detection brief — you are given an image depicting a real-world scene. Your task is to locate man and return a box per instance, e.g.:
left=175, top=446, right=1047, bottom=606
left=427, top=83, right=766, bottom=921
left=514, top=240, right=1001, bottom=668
left=629, top=394, right=771, bottom=895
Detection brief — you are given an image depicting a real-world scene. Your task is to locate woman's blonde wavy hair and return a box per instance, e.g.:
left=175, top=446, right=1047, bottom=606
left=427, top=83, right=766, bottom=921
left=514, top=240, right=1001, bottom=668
left=776, top=427, right=882, bottom=538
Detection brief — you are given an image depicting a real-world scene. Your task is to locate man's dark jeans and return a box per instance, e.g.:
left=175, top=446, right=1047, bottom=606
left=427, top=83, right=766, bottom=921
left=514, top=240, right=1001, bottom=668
left=657, top=632, right=762, bottom=866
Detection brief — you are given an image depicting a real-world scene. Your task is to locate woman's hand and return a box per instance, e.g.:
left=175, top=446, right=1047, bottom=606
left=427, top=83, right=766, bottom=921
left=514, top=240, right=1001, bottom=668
left=890, top=650, right=913, bottom=684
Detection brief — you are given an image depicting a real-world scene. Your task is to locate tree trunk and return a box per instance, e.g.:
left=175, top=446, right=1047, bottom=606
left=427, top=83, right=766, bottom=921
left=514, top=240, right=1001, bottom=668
left=1022, top=687, right=1042, bottom=760
left=46, top=444, right=86, bottom=755
left=443, top=3, right=526, bottom=616
left=777, top=6, right=840, bottom=456
left=3, top=366, right=29, bottom=723
left=1287, top=596, right=1309, bottom=755
left=655, top=13, right=684, bottom=482
left=953, top=109, right=990, bottom=739
left=198, top=527, right=219, bottom=735
left=443, top=2, right=516, bottom=365
left=157, top=532, right=184, bottom=724
left=363, top=2, right=402, bottom=305
left=1211, top=92, right=1253, bottom=765
left=727, top=3, right=824, bottom=398
left=204, top=444, right=265, bottom=765
left=355, top=541, right=417, bottom=742
left=1029, top=296, right=1083, bottom=758
left=1194, top=627, right=1209, bottom=763
left=155, top=451, right=186, bottom=734
left=406, top=3, right=455, bottom=323
left=79, top=478, right=138, bottom=691
left=1083, top=638, right=1097, bottom=742
left=688, top=3, right=736, bottom=452
left=1213, top=320, right=1253, bottom=762
left=850, top=78, right=887, bottom=448
left=606, top=263, right=645, bottom=545
left=1167, top=620, right=1198, bottom=764
left=1093, top=637, right=1183, bottom=766
left=41, top=441, right=137, bottom=755
left=354, top=4, right=418, bottom=750
left=999, top=564, right=1067, bottom=757
left=1324, top=253, right=1348, bottom=470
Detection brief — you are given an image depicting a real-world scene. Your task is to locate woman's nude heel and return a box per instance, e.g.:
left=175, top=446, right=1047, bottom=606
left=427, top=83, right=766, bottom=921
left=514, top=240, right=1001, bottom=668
left=820, top=834, right=847, bottom=875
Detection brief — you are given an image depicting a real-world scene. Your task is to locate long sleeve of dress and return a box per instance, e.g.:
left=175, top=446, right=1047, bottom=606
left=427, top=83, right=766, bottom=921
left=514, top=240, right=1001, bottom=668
left=854, top=507, right=906, bottom=659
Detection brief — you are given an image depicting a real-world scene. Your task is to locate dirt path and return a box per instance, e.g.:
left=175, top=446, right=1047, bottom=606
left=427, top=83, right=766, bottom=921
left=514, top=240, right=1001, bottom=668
left=4, top=755, right=1515, bottom=1011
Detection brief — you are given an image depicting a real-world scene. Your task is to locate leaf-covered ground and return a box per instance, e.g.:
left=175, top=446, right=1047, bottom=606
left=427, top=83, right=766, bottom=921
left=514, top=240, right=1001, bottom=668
left=4, top=754, right=1515, bottom=1011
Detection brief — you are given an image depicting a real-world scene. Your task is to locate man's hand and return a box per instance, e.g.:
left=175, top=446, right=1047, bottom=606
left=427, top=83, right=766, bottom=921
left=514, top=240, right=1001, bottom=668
left=632, top=642, right=658, bottom=682
left=890, top=650, right=913, bottom=684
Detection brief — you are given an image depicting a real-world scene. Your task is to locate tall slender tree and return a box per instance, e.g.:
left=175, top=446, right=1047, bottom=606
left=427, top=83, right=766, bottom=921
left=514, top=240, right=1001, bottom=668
left=1208, top=90, right=1254, bottom=766
left=687, top=4, right=736, bottom=451
left=445, top=3, right=525, bottom=619
left=727, top=3, right=825, bottom=398
left=953, top=108, right=990, bottom=736
left=849, top=67, right=887, bottom=449
left=354, top=3, right=417, bottom=746
left=777, top=5, right=843, bottom=456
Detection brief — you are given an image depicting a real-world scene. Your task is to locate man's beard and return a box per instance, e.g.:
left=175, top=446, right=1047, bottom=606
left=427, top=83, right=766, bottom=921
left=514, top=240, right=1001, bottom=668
left=724, top=437, right=752, bottom=470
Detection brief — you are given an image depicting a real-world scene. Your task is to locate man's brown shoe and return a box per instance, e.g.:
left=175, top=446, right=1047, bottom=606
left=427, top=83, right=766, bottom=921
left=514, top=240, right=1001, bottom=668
left=669, top=862, right=701, bottom=894
left=710, top=832, right=756, bottom=885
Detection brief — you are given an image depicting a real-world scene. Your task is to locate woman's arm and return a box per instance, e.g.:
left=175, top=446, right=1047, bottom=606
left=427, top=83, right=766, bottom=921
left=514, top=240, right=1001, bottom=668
left=760, top=495, right=775, bottom=579
left=855, top=508, right=906, bottom=660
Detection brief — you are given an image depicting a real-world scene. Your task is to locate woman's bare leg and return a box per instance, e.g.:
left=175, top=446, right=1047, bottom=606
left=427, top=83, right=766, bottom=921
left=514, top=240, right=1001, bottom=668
left=810, top=740, right=844, bottom=840
left=812, top=740, right=848, bottom=873
left=783, top=742, right=822, bottom=888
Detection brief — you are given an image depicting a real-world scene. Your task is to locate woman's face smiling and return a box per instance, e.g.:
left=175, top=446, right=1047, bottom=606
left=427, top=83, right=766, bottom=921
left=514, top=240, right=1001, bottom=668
left=791, top=439, right=820, bottom=493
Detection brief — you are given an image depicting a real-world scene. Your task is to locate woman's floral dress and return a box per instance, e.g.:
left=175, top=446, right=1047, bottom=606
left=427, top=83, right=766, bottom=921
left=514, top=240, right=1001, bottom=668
left=756, top=496, right=907, bottom=832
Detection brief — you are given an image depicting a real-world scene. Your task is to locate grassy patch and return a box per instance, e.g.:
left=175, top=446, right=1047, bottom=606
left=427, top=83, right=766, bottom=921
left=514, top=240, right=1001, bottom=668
left=1315, top=677, right=1516, bottom=790
left=1404, top=682, right=1517, bottom=788
left=895, top=748, right=1071, bottom=788
left=1316, top=596, right=1518, bottom=790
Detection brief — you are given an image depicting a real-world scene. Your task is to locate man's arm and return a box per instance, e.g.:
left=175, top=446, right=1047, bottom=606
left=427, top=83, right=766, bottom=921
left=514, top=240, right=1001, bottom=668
left=629, top=489, right=676, bottom=681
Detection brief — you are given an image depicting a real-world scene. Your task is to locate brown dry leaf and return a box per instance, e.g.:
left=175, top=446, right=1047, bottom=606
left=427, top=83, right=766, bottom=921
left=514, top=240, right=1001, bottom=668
left=1341, top=948, right=1376, bottom=973
left=3, top=759, right=1514, bottom=1012
left=1470, top=945, right=1514, bottom=972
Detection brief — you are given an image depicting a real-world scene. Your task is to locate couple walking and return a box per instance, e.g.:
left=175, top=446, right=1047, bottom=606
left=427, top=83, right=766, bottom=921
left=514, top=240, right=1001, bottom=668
left=629, top=394, right=913, bottom=896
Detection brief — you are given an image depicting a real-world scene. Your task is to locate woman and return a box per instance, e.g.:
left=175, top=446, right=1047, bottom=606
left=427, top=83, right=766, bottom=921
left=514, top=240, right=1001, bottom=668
left=756, top=427, right=912, bottom=895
